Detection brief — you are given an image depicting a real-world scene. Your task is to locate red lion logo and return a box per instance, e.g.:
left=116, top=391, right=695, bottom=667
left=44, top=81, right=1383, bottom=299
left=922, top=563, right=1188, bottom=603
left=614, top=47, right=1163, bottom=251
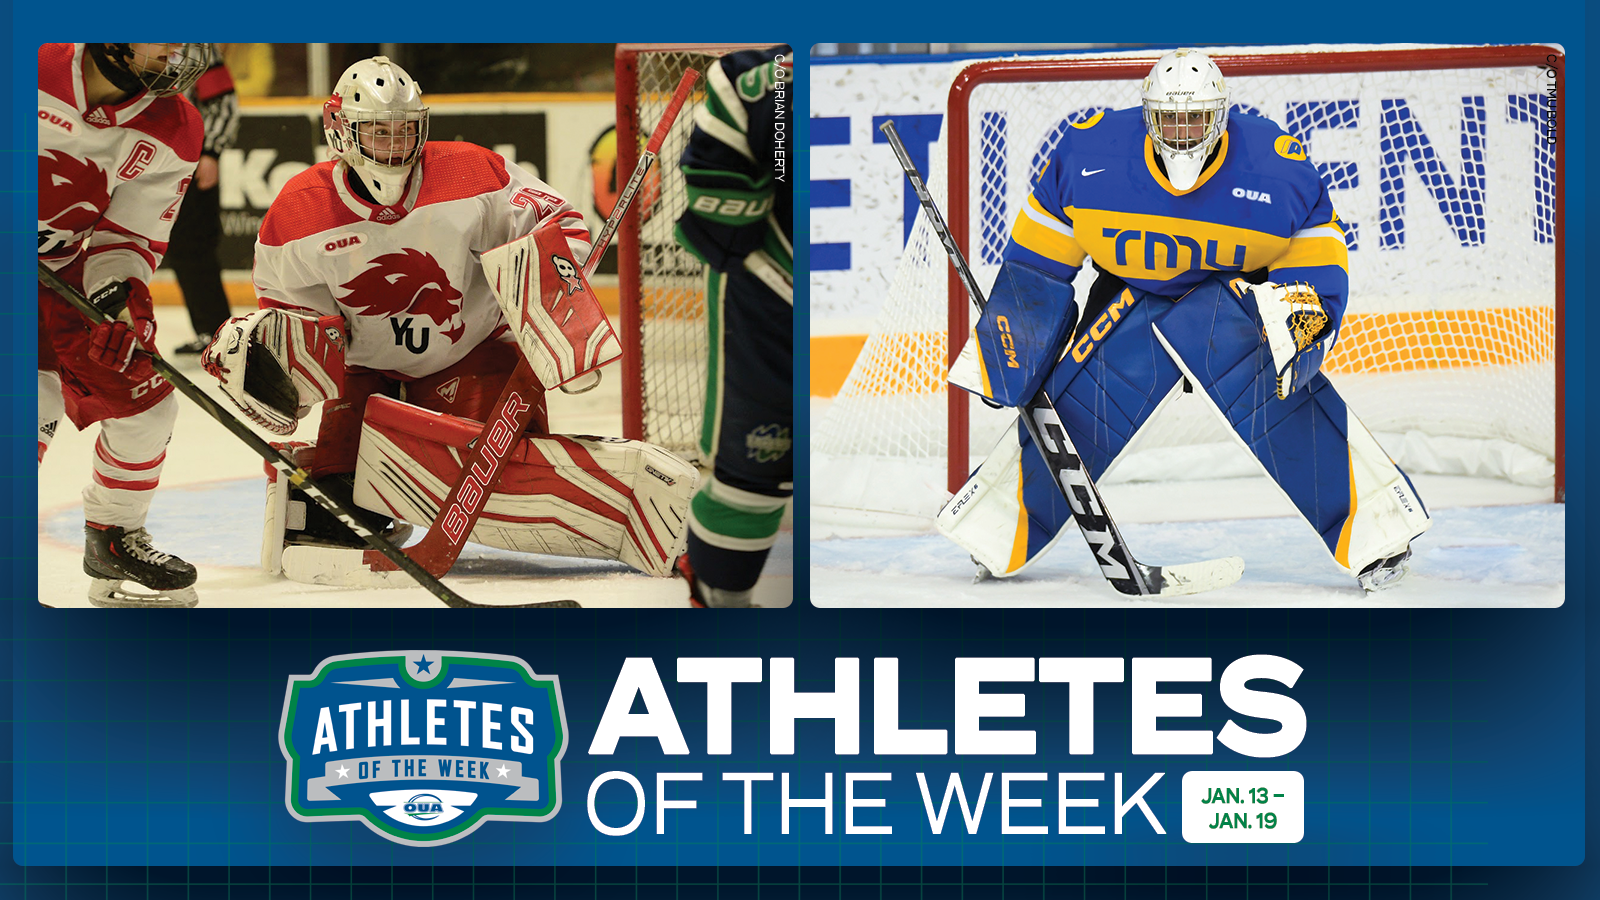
left=339, top=249, right=466, bottom=345
left=38, top=150, right=110, bottom=245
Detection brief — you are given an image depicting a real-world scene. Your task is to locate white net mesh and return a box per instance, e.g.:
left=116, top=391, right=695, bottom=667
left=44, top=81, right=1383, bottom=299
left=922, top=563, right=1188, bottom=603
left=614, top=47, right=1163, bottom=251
left=620, top=48, right=733, bottom=461
left=815, top=45, right=1561, bottom=523
left=813, top=139, right=959, bottom=523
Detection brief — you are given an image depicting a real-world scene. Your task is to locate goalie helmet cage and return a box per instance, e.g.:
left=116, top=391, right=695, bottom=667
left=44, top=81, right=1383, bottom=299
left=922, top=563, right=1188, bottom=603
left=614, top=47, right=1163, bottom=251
left=614, top=43, right=774, bottom=462
left=816, top=43, right=1564, bottom=526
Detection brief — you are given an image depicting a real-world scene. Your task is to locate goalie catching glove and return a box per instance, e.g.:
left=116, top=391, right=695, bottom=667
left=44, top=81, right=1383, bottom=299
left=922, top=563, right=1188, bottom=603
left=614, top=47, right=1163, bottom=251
left=202, top=308, right=348, bottom=434
left=1248, top=280, right=1333, bottom=399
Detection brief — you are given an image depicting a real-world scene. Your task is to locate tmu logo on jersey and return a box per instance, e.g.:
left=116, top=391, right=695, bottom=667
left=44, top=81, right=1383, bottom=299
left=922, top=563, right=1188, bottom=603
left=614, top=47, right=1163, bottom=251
left=339, top=249, right=466, bottom=352
left=279, top=650, right=568, bottom=846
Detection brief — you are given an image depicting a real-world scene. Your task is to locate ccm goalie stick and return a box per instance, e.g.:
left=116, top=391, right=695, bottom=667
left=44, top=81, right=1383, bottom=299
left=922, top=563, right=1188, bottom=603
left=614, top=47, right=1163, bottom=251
left=367, top=66, right=703, bottom=579
left=37, top=263, right=579, bottom=610
left=879, top=120, right=1244, bottom=598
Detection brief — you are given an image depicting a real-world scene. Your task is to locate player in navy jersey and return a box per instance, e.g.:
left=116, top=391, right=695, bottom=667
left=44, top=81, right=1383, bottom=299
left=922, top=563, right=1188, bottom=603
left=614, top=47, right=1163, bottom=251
left=940, top=49, right=1430, bottom=592
left=671, top=46, right=793, bottom=608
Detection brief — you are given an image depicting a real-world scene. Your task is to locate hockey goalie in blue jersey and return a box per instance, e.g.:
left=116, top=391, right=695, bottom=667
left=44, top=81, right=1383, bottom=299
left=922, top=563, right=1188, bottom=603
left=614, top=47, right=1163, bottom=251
left=939, top=48, right=1431, bottom=592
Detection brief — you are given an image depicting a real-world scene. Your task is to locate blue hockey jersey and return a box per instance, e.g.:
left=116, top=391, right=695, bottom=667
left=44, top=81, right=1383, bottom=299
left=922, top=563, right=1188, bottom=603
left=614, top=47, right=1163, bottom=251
left=1004, top=107, right=1350, bottom=326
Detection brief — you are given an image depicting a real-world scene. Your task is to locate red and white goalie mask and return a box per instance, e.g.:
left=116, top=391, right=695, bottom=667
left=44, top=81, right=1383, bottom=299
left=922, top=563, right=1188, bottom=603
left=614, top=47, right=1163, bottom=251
left=323, top=56, right=429, bottom=206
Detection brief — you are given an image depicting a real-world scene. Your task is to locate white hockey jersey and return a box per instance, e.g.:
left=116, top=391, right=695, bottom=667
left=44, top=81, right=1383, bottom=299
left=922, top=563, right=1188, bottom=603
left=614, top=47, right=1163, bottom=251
left=253, top=142, right=593, bottom=380
left=37, top=43, right=201, bottom=294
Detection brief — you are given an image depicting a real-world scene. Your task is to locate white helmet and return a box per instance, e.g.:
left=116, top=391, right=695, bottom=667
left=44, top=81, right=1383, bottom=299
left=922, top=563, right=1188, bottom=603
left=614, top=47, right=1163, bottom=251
left=1142, top=49, right=1229, bottom=191
left=322, top=56, right=429, bottom=206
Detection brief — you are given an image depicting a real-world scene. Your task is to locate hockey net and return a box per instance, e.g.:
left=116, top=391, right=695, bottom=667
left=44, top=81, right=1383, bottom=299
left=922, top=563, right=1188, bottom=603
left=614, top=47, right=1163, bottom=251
left=614, top=44, right=771, bottom=462
left=814, top=44, right=1564, bottom=526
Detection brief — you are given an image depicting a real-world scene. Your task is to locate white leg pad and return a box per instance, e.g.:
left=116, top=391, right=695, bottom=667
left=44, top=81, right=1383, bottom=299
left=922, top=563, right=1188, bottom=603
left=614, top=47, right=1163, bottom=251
left=352, top=396, right=698, bottom=576
left=263, top=470, right=289, bottom=576
left=260, top=441, right=315, bottom=575
left=1339, top=413, right=1433, bottom=574
left=935, top=422, right=1073, bottom=579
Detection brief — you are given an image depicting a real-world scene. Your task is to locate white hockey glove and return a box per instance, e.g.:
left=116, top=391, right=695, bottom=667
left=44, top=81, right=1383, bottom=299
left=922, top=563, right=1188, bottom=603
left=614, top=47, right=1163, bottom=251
left=202, top=308, right=348, bottom=434
left=1250, top=281, right=1332, bottom=399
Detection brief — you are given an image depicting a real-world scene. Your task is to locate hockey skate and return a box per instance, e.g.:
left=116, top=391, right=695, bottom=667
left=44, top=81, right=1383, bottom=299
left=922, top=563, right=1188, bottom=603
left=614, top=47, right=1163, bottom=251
left=83, top=524, right=199, bottom=608
left=675, top=554, right=755, bottom=608
left=972, top=557, right=994, bottom=583
left=1357, top=548, right=1412, bottom=593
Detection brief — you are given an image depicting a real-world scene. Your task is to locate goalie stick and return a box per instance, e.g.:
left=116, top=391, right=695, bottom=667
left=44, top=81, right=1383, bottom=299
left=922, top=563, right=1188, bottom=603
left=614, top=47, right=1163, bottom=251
left=365, top=66, right=703, bottom=579
left=37, top=263, right=579, bottom=610
left=879, top=120, right=1244, bottom=598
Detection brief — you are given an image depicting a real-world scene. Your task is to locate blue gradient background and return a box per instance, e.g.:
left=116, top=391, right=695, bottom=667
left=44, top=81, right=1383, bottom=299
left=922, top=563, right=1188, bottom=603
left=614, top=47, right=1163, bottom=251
left=4, top=612, right=1586, bottom=866
left=7, top=0, right=1597, bottom=893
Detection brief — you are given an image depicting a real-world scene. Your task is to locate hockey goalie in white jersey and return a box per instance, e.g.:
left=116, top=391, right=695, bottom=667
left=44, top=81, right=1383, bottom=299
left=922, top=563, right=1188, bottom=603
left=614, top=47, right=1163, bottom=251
left=201, top=56, right=697, bottom=583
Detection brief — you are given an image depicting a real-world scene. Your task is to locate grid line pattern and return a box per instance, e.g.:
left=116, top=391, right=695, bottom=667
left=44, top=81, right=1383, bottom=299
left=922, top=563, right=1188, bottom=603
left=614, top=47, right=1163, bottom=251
left=0, top=864, right=1504, bottom=898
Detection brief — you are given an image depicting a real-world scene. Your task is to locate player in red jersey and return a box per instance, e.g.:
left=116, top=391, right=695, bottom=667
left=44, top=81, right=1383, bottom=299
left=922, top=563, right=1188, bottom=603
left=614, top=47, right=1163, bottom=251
left=38, top=43, right=207, bottom=607
left=202, top=57, right=696, bottom=585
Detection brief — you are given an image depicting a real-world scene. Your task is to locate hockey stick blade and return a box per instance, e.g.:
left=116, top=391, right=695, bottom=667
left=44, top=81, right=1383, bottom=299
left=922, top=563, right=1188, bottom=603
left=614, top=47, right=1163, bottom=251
left=880, top=120, right=1245, bottom=598
left=37, top=263, right=567, bottom=610
left=1132, top=557, right=1246, bottom=597
left=279, top=545, right=581, bottom=606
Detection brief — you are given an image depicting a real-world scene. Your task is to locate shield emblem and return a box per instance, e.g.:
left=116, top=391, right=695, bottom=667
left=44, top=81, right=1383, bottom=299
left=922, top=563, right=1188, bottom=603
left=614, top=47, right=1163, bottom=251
left=279, top=650, right=567, bottom=845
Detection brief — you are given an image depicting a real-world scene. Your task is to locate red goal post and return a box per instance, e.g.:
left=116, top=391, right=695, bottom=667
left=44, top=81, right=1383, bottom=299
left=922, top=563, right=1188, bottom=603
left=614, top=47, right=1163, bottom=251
left=939, top=45, right=1564, bottom=501
left=614, top=43, right=775, bottom=461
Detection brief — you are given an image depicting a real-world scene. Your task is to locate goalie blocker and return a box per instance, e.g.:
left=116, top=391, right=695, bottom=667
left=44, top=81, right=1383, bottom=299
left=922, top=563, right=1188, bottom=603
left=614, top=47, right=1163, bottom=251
left=480, top=216, right=623, bottom=392
left=262, top=396, right=698, bottom=584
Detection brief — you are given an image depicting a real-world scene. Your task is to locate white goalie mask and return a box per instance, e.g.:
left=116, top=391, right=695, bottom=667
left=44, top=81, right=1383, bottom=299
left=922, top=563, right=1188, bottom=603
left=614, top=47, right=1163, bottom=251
left=322, top=56, right=429, bottom=206
left=1141, top=49, right=1229, bottom=191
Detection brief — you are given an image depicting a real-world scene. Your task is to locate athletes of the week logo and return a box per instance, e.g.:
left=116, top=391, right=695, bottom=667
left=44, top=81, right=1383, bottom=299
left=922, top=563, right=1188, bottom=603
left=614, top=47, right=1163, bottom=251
left=279, top=651, right=568, bottom=846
